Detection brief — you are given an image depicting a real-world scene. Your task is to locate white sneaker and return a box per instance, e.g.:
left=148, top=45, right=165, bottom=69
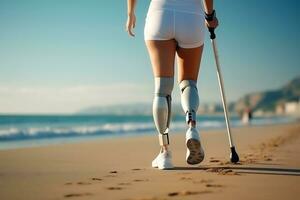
left=151, top=150, right=174, bottom=170
left=186, top=127, right=205, bottom=165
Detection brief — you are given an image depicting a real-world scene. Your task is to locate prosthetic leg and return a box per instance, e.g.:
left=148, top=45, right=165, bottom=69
left=153, top=77, right=173, bottom=147
left=180, top=80, right=204, bottom=164
left=151, top=77, right=174, bottom=169
left=179, top=80, right=199, bottom=124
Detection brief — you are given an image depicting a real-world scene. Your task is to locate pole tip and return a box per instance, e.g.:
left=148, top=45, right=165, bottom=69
left=230, top=146, right=239, bottom=163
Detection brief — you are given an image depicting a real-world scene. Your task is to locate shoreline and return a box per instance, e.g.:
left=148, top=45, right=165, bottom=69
left=0, top=117, right=297, bottom=151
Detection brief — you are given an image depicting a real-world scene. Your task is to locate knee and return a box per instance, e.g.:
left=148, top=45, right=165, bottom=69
left=154, top=77, right=174, bottom=96
left=153, top=77, right=174, bottom=111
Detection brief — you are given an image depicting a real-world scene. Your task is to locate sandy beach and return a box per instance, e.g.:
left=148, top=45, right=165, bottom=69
left=0, top=122, right=299, bottom=200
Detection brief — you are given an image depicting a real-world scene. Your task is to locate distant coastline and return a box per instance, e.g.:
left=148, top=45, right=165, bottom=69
left=77, top=76, right=300, bottom=117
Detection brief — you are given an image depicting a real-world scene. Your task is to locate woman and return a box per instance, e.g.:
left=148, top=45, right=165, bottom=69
left=126, top=0, right=219, bottom=170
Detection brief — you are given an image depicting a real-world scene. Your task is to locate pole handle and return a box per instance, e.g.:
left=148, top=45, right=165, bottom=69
left=208, top=27, right=216, bottom=40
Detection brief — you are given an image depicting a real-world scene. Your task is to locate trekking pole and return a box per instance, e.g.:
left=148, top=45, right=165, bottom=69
left=208, top=27, right=239, bottom=163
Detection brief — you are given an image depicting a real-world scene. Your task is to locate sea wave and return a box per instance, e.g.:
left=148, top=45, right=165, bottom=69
left=0, top=116, right=295, bottom=141
left=0, top=120, right=225, bottom=141
left=0, top=122, right=156, bottom=141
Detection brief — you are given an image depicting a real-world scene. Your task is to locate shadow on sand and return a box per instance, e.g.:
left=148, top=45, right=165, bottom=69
left=171, top=166, right=300, bottom=176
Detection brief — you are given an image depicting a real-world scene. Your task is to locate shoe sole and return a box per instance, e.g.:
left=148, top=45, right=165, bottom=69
left=153, top=163, right=174, bottom=170
left=158, top=166, right=174, bottom=170
left=186, top=138, right=204, bottom=165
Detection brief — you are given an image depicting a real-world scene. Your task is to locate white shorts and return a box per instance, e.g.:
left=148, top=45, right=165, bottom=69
left=144, top=0, right=205, bottom=48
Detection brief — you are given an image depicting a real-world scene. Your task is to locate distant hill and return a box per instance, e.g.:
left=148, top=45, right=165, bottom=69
left=234, top=76, right=300, bottom=113
left=78, top=76, right=300, bottom=115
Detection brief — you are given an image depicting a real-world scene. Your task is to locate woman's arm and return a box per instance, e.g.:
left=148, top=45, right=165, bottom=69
left=126, top=0, right=137, bottom=37
left=127, top=0, right=136, bottom=15
left=203, top=0, right=214, bottom=14
left=202, top=0, right=218, bottom=29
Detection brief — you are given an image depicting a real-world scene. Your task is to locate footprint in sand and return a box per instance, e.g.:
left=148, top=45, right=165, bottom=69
left=77, top=181, right=91, bottom=185
left=91, top=177, right=102, bottom=181
left=64, top=181, right=91, bottom=185
left=118, top=182, right=132, bottom=185
left=262, top=155, right=273, bottom=161
left=206, top=168, right=240, bottom=175
left=64, top=193, right=92, bottom=198
left=205, top=184, right=223, bottom=188
left=179, top=177, right=192, bottom=181
left=106, top=186, right=123, bottom=190
left=219, top=161, right=231, bottom=165
left=131, top=168, right=143, bottom=171
left=133, top=179, right=149, bottom=182
left=123, top=197, right=167, bottom=200
left=65, top=179, right=100, bottom=186
left=219, top=169, right=240, bottom=175
left=168, top=190, right=212, bottom=197
left=209, top=159, right=221, bottom=163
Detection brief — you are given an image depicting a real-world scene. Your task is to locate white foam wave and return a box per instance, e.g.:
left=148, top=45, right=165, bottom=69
left=0, top=122, right=155, bottom=140
left=0, top=117, right=294, bottom=141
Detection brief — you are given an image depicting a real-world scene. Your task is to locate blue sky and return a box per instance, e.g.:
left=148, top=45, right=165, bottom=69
left=0, top=0, right=299, bottom=114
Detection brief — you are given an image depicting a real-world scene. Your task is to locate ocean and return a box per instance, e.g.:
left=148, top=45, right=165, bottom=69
left=0, top=114, right=295, bottom=150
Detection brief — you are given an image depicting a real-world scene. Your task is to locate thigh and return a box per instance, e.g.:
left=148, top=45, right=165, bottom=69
left=176, top=45, right=204, bottom=82
left=145, top=40, right=177, bottom=77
